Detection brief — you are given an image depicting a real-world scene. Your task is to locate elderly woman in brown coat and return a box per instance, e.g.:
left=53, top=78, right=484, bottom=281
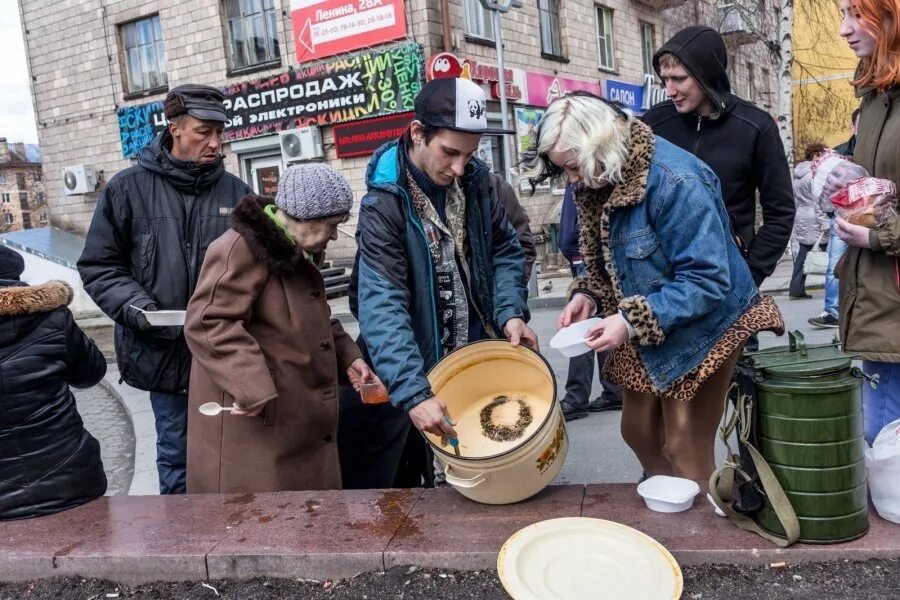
left=185, top=164, right=376, bottom=493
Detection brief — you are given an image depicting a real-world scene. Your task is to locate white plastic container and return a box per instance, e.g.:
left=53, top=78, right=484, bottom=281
left=549, top=318, right=602, bottom=358
left=142, top=309, right=186, bottom=326
left=637, top=475, right=700, bottom=513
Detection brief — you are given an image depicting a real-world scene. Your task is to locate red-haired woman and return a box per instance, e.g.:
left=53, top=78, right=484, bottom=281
left=834, top=0, right=900, bottom=444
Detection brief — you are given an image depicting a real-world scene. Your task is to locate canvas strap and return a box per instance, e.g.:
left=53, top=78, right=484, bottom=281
left=709, top=383, right=801, bottom=547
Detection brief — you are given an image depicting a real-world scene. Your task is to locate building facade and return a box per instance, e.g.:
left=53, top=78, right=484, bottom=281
left=18, top=0, right=778, bottom=263
left=0, top=138, right=47, bottom=233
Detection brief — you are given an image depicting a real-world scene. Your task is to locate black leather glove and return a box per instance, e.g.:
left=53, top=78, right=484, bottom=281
left=125, top=303, right=158, bottom=332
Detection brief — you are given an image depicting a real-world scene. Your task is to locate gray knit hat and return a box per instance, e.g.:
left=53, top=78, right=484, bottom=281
left=275, top=163, right=353, bottom=220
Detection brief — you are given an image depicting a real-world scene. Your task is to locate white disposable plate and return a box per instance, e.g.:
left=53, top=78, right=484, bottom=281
left=497, top=517, right=682, bottom=600
left=142, top=309, right=186, bottom=326
left=549, top=318, right=602, bottom=358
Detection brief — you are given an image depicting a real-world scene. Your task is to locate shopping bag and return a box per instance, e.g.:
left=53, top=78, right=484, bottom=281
left=865, top=417, right=900, bottom=525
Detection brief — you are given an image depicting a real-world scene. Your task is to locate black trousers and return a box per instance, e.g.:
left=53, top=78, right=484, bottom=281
left=789, top=242, right=814, bottom=297
left=561, top=350, right=621, bottom=409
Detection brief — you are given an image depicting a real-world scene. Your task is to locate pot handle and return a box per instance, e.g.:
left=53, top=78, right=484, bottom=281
left=444, top=464, right=489, bottom=489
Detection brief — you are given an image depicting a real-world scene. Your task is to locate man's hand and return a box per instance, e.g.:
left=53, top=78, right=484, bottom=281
left=125, top=303, right=158, bottom=332
left=408, top=397, right=457, bottom=437
left=835, top=217, right=872, bottom=249
left=346, top=358, right=375, bottom=392
left=504, top=318, right=539, bottom=350
left=584, top=314, right=630, bottom=353
left=558, top=294, right=595, bottom=329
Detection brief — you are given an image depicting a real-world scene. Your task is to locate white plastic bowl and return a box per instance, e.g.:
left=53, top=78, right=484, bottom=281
left=143, top=310, right=186, bottom=326
left=636, top=475, right=700, bottom=513
left=549, top=318, right=602, bottom=358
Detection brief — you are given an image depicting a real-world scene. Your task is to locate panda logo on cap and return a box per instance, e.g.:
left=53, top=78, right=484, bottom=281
left=468, top=99, right=486, bottom=120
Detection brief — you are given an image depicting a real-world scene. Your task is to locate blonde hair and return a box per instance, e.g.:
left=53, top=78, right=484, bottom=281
left=657, top=52, right=681, bottom=70
left=521, top=94, right=631, bottom=188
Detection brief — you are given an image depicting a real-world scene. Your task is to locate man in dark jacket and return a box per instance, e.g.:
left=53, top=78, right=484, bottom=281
left=342, top=78, right=535, bottom=488
left=0, top=246, right=107, bottom=519
left=643, top=26, right=794, bottom=288
left=77, top=84, right=251, bottom=494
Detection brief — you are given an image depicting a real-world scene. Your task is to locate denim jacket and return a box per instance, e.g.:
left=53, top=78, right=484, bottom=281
left=572, top=121, right=758, bottom=391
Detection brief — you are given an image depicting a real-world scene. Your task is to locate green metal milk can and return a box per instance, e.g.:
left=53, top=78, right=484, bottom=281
left=743, top=332, right=870, bottom=544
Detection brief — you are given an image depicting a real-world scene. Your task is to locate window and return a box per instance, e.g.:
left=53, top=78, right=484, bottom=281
left=35, top=192, right=45, bottom=205
left=19, top=193, right=28, bottom=209
left=640, top=22, right=655, bottom=79
left=39, top=212, right=48, bottom=223
left=16, top=173, right=25, bottom=189
left=0, top=174, right=5, bottom=184
left=225, top=0, right=280, bottom=72
left=1, top=193, right=9, bottom=204
left=538, top=0, right=564, bottom=57
left=121, top=15, right=168, bottom=94
left=34, top=170, right=42, bottom=182
left=22, top=212, right=31, bottom=229
left=4, top=213, right=13, bottom=225
left=761, top=67, right=772, bottom=107
left=747, top=62, right=755, bottom=101
left=596, top=7, right=615, bottom=71
left=464, top=0, right=495, bottom=41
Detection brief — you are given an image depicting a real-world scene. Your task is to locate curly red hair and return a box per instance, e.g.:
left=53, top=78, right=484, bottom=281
left=851, top=0, right=900, bottom=89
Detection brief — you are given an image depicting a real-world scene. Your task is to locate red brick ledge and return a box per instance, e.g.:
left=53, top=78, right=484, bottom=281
left=0, top=485, right=897, bottom=584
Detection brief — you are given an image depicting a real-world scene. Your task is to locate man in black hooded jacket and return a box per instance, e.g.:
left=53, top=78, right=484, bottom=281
left=78, top=84, right=251, bottom=494
left=642, top=26, right=794, bottom=288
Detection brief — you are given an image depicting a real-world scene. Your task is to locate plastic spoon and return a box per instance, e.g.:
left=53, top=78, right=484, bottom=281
left=198, top=402, right=235, bottom=416
left=444, top=416, right=461, bottom=457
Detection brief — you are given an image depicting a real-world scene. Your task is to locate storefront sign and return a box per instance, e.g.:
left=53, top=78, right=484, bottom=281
left=116, top=43, right=424, bottom=158
left=604, top=79, right=645, bottom=114
left=514, top=107, right=544, bottom=155
left=525, top=73, right=603, bottom=108
left=290, top=0, right=408, bottom=63
left=463, top=58, right=526, bottom=103
left=333, top=111, right=414, bottom=158
left=642, top=74, right=668, bottom=111
left=117, top=101, right=166, bottom=160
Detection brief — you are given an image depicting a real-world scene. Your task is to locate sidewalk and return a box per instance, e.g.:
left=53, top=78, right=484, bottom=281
left=0, top=485, right=896, bottom=584
left=330, top=255, right=822, bottom=318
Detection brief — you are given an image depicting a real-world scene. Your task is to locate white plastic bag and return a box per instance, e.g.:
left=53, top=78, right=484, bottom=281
left=865, top=418, right=900, bottom=524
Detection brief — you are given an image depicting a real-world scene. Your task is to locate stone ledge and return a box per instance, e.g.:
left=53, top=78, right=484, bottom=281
left=0, top=485, right=896, bottom=584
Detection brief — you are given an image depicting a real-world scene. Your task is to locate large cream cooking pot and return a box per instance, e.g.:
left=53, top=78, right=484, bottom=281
left=424, top=340, right=568, bottom=505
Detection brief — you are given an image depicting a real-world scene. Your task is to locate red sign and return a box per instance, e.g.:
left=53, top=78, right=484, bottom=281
left=333, top=111, right=414, bottom=158
left=291, top=0, right=408, bottom=63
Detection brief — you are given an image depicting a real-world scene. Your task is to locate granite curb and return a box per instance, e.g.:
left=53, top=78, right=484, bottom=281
left=1, top=485, right=897, bottom=584
left=98, top=368, right=160, bottom=495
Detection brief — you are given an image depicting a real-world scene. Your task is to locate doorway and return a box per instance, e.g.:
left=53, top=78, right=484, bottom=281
left=249, top=155, right=282, bottom=196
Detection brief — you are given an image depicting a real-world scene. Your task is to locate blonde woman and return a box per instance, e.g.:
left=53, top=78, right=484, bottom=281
left=524, top=92, right=784, bottom=484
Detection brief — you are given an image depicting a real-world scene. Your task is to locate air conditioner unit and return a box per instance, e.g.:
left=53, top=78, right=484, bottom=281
left=62, top=164, right=98, bottom=195
left=279, top=126, right=324, bottom=162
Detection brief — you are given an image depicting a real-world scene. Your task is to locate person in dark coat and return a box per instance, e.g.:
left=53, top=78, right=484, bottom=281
left=643, top=26, right=795, bottom=289
left=77, top=84, right=251, bottom=494
left=0, top=246, right=107, bottom=520
left=557, top=183, right=622, bottom=421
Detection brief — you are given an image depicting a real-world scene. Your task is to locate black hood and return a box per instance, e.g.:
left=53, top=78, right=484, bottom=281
left=137, top=130, right=225, bottom=194
left=653, top=26, right=735, bottom=114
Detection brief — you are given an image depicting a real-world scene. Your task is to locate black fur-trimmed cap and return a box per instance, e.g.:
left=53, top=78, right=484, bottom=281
left=165, top=84, right=228, bottom=122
